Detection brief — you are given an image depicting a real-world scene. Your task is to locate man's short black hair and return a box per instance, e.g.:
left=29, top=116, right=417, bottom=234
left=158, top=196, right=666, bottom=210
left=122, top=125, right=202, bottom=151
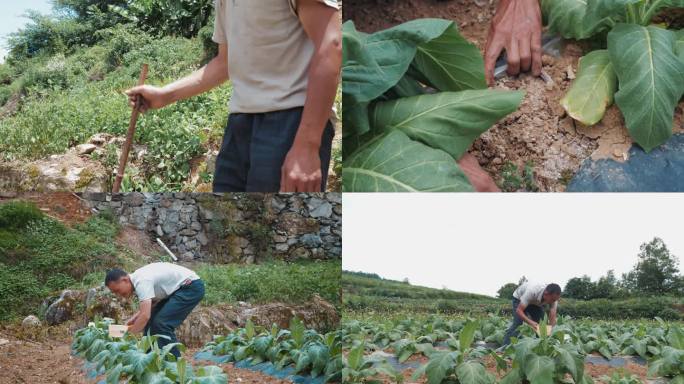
left=545, top=283, right=562, bottom=295
left=105, top=268, right=128, bottom=286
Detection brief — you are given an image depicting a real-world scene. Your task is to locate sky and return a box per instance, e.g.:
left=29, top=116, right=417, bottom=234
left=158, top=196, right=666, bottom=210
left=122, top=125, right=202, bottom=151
left=0, top=0, right=54, bottom=63
left=342, top=193, right=684, bottom=297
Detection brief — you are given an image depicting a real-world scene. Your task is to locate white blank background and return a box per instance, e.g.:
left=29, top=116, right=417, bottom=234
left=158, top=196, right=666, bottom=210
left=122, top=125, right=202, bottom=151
left=342, top=193, right=684, bottom=297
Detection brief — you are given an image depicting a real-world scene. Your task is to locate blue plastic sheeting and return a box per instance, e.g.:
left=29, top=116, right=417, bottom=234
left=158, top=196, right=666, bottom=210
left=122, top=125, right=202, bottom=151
left=568, top=133, right=684, bottom=192
left=585, top=355, right=647, bottom=367
left=369, top=351, right=422, bottom=371
left=194, top=350, right=326, bottom=384
left=80, top=361, right=110, bottom=384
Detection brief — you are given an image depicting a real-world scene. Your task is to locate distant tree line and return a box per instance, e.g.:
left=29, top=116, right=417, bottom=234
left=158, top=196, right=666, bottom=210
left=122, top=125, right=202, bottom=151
left=497, top=237, right=683, bottom=300
left=6, top=0, right=214, bottom=63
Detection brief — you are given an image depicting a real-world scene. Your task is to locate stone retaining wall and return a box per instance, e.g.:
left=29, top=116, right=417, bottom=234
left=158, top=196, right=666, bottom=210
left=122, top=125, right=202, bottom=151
left=80, top=193, right=341, bottom=262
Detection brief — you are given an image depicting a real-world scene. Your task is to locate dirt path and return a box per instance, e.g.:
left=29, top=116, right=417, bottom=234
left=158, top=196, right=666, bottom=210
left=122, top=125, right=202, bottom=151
left=0, top=333, right=87, bottom=384
left=344, top=0, right=684, bottom=191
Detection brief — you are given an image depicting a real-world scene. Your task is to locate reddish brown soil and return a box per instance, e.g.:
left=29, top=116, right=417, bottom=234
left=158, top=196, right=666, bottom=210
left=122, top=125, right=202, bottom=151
left=344, top=0, right=684, bottom=191
left=0, top=192, right=92, bottom=225
left=0, top=331, right=87, bottom=384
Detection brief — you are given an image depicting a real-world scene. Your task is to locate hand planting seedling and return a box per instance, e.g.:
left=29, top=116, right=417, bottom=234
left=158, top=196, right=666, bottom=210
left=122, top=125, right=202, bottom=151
left=109, top=324, right=129, bottom=338
left=544, top=0, right=684, bottom=152
left=342, top=18, right=524, bottom=192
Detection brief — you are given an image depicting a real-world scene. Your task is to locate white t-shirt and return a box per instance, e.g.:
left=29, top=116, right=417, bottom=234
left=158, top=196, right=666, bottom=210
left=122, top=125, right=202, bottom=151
left=130, top=263, right=200, bottom=303
left=212, top=0, right=339, bottom=113
left=513, top=282, right=558, bottom=310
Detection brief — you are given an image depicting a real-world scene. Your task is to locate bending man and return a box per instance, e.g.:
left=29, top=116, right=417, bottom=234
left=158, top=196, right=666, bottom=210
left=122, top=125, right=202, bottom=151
left=105, top=263, right=205, bottom=358
left=502, top=282, right=561, bottom=346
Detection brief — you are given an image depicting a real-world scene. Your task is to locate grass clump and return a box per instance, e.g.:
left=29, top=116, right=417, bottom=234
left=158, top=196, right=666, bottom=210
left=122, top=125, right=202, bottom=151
left=197, top=260, right=341, bottom=309
left=0, top=201, right=124, bottom=321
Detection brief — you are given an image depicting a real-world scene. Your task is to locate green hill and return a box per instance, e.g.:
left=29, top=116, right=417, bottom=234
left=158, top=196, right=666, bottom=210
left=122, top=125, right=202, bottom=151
left=342, top=270, right=684, bottom=320
left=343, top=270, right=507, bottom=315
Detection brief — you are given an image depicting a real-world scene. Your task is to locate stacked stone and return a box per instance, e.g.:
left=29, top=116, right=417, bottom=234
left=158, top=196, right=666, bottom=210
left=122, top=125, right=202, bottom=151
left=81, top=192, right=341, bottom=262
left=270, top=193, right=342, bottom=260
left=82, top=192, right=207, bottom=261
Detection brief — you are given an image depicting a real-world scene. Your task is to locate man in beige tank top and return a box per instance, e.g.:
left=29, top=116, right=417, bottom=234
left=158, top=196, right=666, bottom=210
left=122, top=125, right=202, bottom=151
left=126, top=0, right=341, bottom=192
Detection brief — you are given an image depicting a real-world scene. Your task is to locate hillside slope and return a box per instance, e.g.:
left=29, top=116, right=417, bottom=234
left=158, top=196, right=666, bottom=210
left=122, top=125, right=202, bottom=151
left=343, top=271, right=684, bottom=320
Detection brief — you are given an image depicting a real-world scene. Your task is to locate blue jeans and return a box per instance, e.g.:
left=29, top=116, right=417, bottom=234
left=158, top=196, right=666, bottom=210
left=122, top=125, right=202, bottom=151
left=502, top=297, right=544, bottom=346
left=213, top=107, right=335, bottom=192
left=144, top=279, right=205, bottom=358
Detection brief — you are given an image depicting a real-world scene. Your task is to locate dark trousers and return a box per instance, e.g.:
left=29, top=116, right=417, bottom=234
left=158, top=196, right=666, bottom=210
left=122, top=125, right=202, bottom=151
left=502, top=297, right=544, bottom=346
left=213, top=107, right=335, bottom=192
left=144, top=279, right=205, bottom=358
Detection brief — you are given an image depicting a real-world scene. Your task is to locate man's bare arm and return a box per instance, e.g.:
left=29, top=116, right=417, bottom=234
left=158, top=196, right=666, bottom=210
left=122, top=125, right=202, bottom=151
left=127, top=299, right=152, bottom=333
left=125, top=43, right=229, bottom=113
left=549, top=305, right=557, bottom=326
left=516, top=304, right=539, bottom=328
left=280, top=1, right=342, bottom=192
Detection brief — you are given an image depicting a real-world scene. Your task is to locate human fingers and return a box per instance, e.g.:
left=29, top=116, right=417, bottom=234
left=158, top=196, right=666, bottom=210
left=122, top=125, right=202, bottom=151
left=506, top=38, right=520, bottom=76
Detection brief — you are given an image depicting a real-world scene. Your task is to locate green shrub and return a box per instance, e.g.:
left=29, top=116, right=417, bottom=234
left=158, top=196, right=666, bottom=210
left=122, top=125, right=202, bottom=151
left=0, top=201, right=44, bottom=230
left=0, top=264, right=45, bottom=321
left=0, top=207, right=124, bottom=320
left=197, top=260, right=341, bottom=308
left=559, top=297, right=683, bottom=320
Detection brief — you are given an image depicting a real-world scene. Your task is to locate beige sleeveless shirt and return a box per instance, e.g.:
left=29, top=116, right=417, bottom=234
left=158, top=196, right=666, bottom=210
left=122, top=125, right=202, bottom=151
left=212, top=0, right=339, bottom=114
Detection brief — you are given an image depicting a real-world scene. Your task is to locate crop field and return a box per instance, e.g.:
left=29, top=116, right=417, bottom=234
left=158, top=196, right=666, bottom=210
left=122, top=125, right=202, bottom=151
left=341, top=314, right=684, bottom=383
left=72, top=318, right=342, bottom=383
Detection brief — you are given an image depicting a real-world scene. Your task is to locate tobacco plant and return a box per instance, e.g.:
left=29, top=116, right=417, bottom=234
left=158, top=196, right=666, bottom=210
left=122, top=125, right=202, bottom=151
left=201, top=318, right=342, bottom=382
left=71, top=320, right=227, bottom=384
left=499, top=317, right=593, bottom=384
left=647, top=325, right=684, bottom=382
left=342, top=18, right=524, bottom=192
left=343, top=343, right=405, bottom=383
left=544, top=0, right=684, bottom=152
left=411, top=320, right=496, bottom=384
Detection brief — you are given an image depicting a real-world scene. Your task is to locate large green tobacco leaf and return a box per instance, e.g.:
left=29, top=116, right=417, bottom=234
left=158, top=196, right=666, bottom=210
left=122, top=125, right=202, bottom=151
left=368, top=90, right=524, bottom=160
left=561, top=50, right=617, bottom=125
left=342, top=130, right=473, bottom=192
left=608, top=24, right=684, bottom=152
left=411, top=24, right=486, bottom=91
left=423, top=351, right=458, bottom=384
left=541, top=0, right=604, bottom=39
left=524, top=355, right=555, bottom=384
left=500, top=367, right=523, bottom=384
left=456, top=361, right=495, bottom=384
left=141, top=371, right=175, bottom=384
left=342, top=19, right=453, bottom=136
left=553, top=344, right=584, bottom=382
left=459, top=321, right=479, bottom=352
left=676, top=30, right=684, bottom=62
left=583, top=0, right=638, bottom=29
left=194, top=365, right=229, bottom=384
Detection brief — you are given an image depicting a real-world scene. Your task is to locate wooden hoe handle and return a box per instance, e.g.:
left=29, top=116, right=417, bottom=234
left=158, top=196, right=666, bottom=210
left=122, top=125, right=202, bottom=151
left=113, top=63, right=148, bottom=193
